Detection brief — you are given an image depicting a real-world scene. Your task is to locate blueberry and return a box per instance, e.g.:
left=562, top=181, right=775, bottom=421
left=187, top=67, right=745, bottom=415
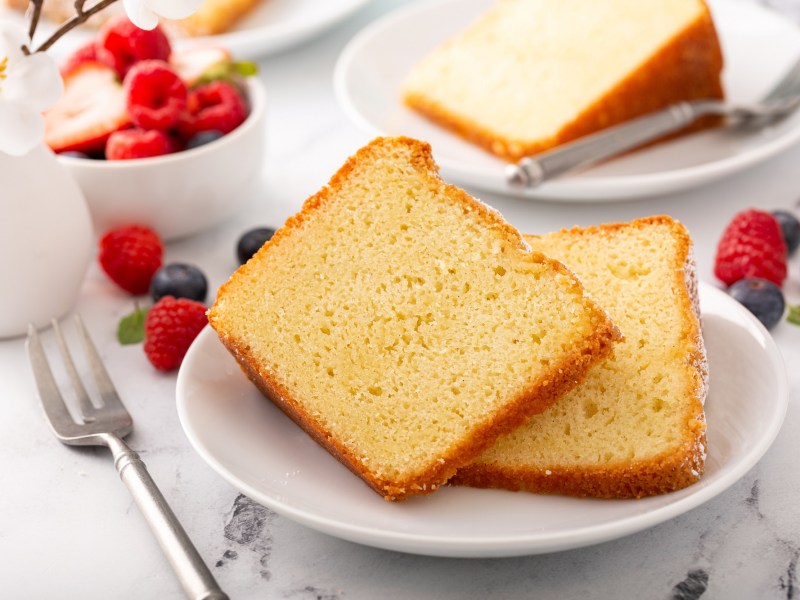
left=237, top=227, right=276, bottom=264
left=728, top=278, right=785, bottom=330
left=186, top=130, right=224, bottom=150
left=150, top=263, right=208, bottom=303
left=772, top=210, right=800, bottom=255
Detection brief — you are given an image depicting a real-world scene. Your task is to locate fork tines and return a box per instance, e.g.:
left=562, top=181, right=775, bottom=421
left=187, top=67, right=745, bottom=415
left=26, top=316, right=132, bottom=443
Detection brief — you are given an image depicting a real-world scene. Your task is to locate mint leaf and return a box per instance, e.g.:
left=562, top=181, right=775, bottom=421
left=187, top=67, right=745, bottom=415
left=788, top=304, right=800, bottom=326
left=232, top=61, right=258, bottom=77
left=118, top=306, right=149, bottom=345
left=193, top=60, right=258, bottom=88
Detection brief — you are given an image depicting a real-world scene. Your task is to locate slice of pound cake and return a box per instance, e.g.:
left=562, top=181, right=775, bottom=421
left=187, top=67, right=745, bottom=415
left=208, top=136, right=621, bottom=501
left=453, top=216, right=708, bottom=498
left=402, top=0, right=724, bottom=161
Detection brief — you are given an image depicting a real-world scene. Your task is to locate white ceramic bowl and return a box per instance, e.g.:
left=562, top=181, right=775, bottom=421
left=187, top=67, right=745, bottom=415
left=58, top=78, right=266, bottom=241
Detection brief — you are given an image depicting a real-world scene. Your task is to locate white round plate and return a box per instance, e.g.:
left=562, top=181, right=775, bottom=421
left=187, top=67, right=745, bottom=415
left=334, top=0, right=800, bottom=201
left=182, top=0, right=372, bottom=58
left=0, top=0, right=371, bottom=59
left=177, top=283, right=788, bottom=558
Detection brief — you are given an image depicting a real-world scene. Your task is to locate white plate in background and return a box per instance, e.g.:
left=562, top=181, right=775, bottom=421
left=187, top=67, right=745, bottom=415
left=183, top=0, right=372, bottom=58
left=0, top=0, right=371, bottom=58
left=334, top=0, right=800, bottom=200
left=177, top=284, right=788, bottom=558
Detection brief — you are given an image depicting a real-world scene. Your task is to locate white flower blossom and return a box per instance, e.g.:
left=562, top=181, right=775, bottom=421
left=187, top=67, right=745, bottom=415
left=0, top=21, right=62, bottom=156
left=122, top=0, right=205, bottom=31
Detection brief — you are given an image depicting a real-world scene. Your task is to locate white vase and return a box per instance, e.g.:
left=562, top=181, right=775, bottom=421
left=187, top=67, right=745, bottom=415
left=0, top=144, right=93, bottom=338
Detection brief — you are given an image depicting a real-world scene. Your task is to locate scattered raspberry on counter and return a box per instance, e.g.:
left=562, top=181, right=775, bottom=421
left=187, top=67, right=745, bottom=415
left=714, top=209, right=787, bottom=287
left=98, top=225, right=164, bottom=294
left=714, top=208, right=799, bottom=330
left=144, top=296, right=207, bottom=371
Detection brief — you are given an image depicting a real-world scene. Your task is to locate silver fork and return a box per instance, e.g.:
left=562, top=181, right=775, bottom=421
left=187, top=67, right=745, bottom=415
left=26, top=316, right=228, bottom=600
left=506, top=56, right=800, bottom=188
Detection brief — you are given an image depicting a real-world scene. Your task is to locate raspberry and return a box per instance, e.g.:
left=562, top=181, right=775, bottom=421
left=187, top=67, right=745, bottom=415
left=125, top=60, right=188, bottom=130
left=98, top=225, right=163, bottom=294
left=181, top=81, right=247, bottom=138
left=96, top=15, right=171, bottom=78
left=61, top=41, right=97, bottom=78
left=107, top=129, right=176, bottom=160
left=714, top=209, right=787, bottom=286
left=144, top=296, right=207, bottom=371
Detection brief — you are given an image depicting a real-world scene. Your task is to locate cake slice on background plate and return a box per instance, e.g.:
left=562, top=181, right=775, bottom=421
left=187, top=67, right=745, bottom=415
left=453, top=216, right=709, bottom=498
left=3, top=0, right=263, bottom=36
left=403, top=0, right=724, bottom=161
left=208, top=136, right=621, bottom=501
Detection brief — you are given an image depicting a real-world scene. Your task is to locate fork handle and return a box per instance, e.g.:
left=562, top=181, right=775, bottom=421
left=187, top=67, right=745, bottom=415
left=106, top=435, right=228, bottom=600
left=505, top=101, right=708, bottom=187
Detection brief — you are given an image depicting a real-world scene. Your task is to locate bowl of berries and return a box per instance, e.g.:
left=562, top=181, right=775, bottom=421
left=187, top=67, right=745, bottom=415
left=44, top=16, right=266, bottom=241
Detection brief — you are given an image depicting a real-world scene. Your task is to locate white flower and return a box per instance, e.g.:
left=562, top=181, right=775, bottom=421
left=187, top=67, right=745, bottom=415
left=122, top=0, right=205, bottom=31
left=0, top=21, right=62, bottom=156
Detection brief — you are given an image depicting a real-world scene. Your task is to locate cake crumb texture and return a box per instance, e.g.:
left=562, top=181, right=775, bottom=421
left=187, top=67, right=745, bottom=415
left=454, top=216, right=708, bottom=498
left=209, top=136, right=621, bottom=501
left=402, top=0, right=724, bottom=161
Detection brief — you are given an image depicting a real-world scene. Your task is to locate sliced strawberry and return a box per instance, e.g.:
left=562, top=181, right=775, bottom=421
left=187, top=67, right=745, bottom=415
left=44, top=61, right=131, bottom=154
left=60, top=41, right=98, bottom=79
left=169, top=46, right=232, bottom=87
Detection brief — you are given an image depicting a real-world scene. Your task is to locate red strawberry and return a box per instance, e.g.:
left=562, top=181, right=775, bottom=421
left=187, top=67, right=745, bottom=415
left=714, top=209, right=787, bottom=286
left=144, top=296, right=207, bottom=371
left=181, top=81, right=247, bottom=138
left=170, top=46, right=232, bottom=87
left=106, top=129, right=177, bottom=160
left=44, top=61, right=131, bottom=154
left=60, top=41, right=98, bottom=78
left=97, top=15, right=171, bottom=79
left=98, top=225, right=164, bottom=294
left=125, top=60, right=188, bottom=130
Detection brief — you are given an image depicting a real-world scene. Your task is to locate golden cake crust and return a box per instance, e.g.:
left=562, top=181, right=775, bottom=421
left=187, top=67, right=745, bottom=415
left=209, top=136, right=622, bottom=501
left=452, top=216, right=708, bottom=499
left=403, top=2, right=724, bottom=161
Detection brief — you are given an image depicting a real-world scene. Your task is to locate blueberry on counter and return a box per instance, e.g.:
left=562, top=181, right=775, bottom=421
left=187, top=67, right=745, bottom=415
left=237, top=227, right=276, bottom=264
left=150, top=263, right=208, bottom=302
left=772, top=210, right=800, bottom=255
left=728, top=278, right=785, bottom=330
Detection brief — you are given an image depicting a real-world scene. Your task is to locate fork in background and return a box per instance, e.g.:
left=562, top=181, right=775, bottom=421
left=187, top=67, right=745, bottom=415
left=26, top=316, right=228, bottom=600
left=506, top=55, right=800, bottom=188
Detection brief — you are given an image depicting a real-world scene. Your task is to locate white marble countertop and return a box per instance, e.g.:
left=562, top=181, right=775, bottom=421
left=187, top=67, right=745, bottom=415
left=2, top=1, right=800, bottom=598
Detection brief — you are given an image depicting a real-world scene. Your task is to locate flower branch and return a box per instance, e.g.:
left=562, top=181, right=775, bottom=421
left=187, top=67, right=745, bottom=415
left=24, top=0, right=121, bottom=54
left=25, top=0, right=42, bottom=43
